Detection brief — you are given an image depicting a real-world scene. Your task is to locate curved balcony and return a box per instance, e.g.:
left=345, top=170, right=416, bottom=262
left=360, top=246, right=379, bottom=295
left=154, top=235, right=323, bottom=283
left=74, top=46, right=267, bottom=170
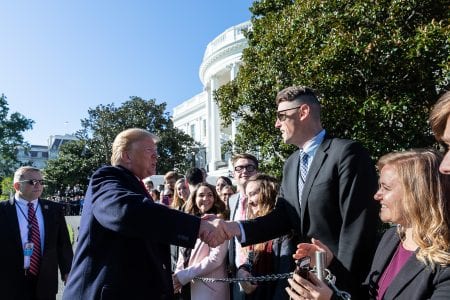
left=199, top=21, right=251, bottom=85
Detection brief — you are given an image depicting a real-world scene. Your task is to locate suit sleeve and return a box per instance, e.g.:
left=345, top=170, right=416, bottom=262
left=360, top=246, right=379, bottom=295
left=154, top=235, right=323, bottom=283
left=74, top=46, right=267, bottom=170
left=90, top=168, right=201, bottom=249
left=240, top=197, right=293, bottom=246
left=55, top=202, right=74, bottom=279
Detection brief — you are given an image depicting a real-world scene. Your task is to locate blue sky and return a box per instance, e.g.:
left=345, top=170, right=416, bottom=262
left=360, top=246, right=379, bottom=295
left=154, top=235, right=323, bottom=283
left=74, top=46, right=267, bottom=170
left=2, top=0, right=252, bottom=145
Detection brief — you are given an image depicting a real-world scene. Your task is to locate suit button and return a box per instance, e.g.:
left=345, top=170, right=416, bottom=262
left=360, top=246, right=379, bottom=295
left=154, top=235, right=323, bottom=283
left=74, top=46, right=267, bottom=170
left=162, top=264, right=166, bottom=270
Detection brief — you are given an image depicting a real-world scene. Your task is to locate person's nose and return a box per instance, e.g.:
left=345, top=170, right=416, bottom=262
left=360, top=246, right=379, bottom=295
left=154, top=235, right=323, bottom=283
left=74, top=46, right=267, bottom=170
left=275, top=118, right=281, bottom=128
left=439, top=151, right=450, bottom=175
left=373, top=189, right=382, bottom=201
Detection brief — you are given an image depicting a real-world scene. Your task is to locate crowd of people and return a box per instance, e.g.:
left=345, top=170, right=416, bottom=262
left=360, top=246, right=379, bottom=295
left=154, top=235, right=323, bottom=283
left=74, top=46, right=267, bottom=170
left=2, top=86, right=450, bottom=300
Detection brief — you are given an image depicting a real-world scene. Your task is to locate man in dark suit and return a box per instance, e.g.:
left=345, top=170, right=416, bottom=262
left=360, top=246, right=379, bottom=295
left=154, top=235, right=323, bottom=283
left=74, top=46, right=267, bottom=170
left=62, top=128, right=228, bottom=300
left=225, top=86, right=379, bottom=296
left=0, top=166, right=73, bottom=300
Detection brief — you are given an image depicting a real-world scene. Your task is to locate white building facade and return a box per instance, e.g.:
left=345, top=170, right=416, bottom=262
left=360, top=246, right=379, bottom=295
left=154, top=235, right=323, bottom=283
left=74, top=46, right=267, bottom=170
left=172, top=21, right=250, bottom=177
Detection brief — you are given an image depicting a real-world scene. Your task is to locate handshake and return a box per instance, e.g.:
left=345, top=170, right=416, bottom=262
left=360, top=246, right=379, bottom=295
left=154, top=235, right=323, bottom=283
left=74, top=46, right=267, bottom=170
left=198, top=215, right=241, bottom=247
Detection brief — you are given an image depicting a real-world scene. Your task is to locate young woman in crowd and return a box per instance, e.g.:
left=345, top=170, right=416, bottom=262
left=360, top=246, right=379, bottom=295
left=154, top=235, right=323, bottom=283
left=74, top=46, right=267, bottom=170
left=171, top=178, right=190, bottom=211
left=215, top=176, right=233, bottom=195
left=286, top=149, right=450, bottom=299
left=170, top=178, right=191, bottom=276
left=238, top=173, right=297, bottom=299
left=219, top=184, right=235, bottom=209
left=173, top=183, right=230, bottom=300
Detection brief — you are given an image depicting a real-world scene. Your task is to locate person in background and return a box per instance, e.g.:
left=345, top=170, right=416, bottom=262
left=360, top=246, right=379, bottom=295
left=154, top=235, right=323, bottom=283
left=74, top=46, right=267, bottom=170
left=164, top=171, right=180, bottom=190
left=220, top=185, right=235, bottom=209
left=170, top=178, right=191, bottom=278
left=287, top=149, right=450, bottom=299
left=200, top=168, right=208, bottom=182
left=228, top=153, right=259, bottom=300
left=0, top=166, right=73, bottom=300
left=150, top=189, right=161, bottom=204
left=63, top=128, right=228, bottom=299
left=238, top=174, right=296, bottom=300
left=215, top=176, right=232, bottom=195
left=162, top=187, right=174, bottom=206
left=142, top=177, right=154, bottom=193
left=174, top=183, right=230, bottom=300
left=430, top=90, right=450, bottom=174
left=171, top=178, right=190, bottom=211
left=185, top=167, right=204, bottom=193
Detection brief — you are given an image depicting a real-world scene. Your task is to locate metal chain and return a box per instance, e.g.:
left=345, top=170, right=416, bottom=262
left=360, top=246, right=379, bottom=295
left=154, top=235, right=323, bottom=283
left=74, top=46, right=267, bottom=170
left=194, top=268, right=351, bottom=300
left=194, top=272, right=294, bottom=283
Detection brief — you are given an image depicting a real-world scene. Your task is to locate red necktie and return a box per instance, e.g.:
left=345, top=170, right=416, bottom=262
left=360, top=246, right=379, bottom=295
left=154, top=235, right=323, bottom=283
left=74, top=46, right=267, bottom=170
left=27, top=202, right=41, bottom=275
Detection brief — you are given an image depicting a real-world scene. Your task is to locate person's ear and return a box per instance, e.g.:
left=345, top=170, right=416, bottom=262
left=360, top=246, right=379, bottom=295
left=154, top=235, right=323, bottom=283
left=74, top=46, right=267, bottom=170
left=298, top=104, right=310, bottom=120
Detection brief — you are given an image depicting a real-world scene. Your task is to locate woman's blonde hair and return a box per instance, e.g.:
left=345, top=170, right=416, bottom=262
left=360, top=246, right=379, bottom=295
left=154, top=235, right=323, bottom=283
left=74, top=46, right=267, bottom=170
left=170, top=178, right=186, bottom=210
left=244, top=174, right=279, bottom=252
left=377, top=149, right=450, bottom=268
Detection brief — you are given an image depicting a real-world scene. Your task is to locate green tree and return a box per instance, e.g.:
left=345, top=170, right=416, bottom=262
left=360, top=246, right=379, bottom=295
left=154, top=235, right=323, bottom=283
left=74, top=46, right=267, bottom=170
left=0, top=94, right=34, bottom=178
left=44, top=97, right=197, bottom=194
left=216, top=0, right=449, bottom=177
left=44, top=139, right=94, bottom=196
left=0, top=176, right=14, bottom=200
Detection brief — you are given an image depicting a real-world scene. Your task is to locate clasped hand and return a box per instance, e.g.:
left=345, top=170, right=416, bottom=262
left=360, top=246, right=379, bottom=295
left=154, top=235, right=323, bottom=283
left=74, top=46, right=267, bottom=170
left=198, top=214, right=241, bottom=247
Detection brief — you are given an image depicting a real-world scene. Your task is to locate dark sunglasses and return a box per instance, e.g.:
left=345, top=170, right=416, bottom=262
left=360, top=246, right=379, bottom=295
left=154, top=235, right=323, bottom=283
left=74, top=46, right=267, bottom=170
left=19, top=179, right=45, bottom=186
left=276, top=105, right=302, bottom=121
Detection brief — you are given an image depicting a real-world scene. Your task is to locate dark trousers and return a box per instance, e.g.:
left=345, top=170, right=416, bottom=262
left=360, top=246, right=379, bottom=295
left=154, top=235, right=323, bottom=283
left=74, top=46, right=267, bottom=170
left=23, top=273, right=56, bottom=300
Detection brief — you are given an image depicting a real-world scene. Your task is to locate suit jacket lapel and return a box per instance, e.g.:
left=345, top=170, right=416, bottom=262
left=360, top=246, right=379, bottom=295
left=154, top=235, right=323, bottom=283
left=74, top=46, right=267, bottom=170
left=383, top=249, right=423, bottom=299
left=289, top=150, right=302, bottom=224
left=369, top=230, right=400, bottom=286
left=300, top=138, right=331, bottom=230
left=6, top=199, right=24, bottom=254
left=40, top=199, right=50, bottom=255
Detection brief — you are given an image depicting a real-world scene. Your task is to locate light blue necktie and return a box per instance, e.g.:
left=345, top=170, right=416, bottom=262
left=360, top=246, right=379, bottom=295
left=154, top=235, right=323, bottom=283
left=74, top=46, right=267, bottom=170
left=298, top=150, right=309, bottom=204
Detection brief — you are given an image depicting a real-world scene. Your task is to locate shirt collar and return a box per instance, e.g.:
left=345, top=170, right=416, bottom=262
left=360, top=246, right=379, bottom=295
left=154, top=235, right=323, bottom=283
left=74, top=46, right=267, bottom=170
left=302, top=129, right=326, bottom=156
left=15, top=197, right=39, bottom=207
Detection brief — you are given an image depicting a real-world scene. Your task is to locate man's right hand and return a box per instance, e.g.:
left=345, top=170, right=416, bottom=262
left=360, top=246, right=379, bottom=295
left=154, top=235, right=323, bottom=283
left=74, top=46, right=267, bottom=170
left=198, top=216, right=241, bottom=247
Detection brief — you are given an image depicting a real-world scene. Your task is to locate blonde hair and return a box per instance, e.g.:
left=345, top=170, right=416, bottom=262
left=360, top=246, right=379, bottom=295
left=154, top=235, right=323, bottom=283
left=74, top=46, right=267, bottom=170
left=244, top=173, right=279, bottom=252
left=110, top=128, right=159, bottom=165
left=430, top=91, right=450, bottom=141
left=170, top=178, right=186, bottom=210
left=377, top=149, right=450, bottom=268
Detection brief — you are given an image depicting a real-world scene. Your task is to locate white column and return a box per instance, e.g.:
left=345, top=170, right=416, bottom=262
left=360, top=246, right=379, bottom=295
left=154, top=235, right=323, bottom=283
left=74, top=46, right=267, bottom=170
left=230, top=63, right=239, bottom=143
left=208, top=76, right=221, bottom=172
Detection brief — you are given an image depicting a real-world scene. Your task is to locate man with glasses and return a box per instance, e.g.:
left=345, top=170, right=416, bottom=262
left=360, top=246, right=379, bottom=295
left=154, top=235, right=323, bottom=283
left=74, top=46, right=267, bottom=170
left=227, top=153, right=258, bottom=300
left=0, top=166, right=73, bottom=300
left=225, top=86, right=379, bottom=297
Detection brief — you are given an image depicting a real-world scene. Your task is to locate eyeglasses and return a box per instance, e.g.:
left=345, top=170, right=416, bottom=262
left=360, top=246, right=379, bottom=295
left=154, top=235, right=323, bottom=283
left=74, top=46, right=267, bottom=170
left=234, top=165, right=257, bottom=173
left=276, top=105, right=302, bottom=121
left=19, top=179, right=45, bottom=186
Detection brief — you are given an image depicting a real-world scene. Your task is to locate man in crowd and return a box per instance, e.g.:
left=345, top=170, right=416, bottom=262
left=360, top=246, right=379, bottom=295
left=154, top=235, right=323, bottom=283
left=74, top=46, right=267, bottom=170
left=228, top=153, right=258, bottom=300
left=185, top=167, right=204, bottom=193
left=63, top=128, right=227, bottom=299
left=225, top=86, right=379, bottom=297
left=0, top=166, right=73, bottom=300
left=430, top=90, right=450, bottom=174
